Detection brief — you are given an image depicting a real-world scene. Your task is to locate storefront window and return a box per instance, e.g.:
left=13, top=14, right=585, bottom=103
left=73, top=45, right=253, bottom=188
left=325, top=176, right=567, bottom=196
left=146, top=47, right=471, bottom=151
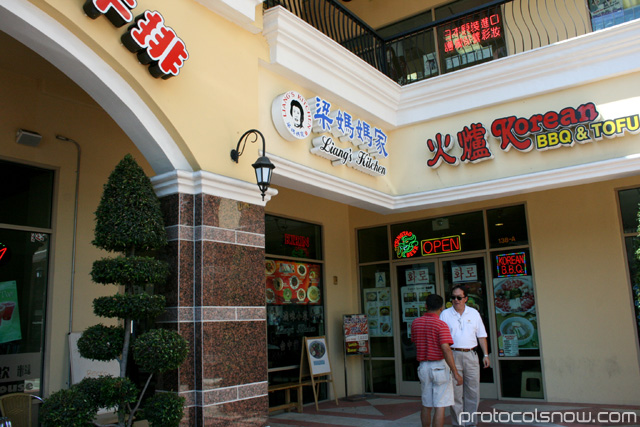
left=589, top=0, right=640, bottom=32
left=265, top=215, right=322, bottom=260
left=490, top=249, right=539, bottom=358
left=0, top=160, right=54, bottom=397
left=358, top=226, right=389, bottom=263
left=618, top=188, right=640, bottom=348
left=265, top=215, right=326, bottom=404
left=487, top=205, right=529, bottom=249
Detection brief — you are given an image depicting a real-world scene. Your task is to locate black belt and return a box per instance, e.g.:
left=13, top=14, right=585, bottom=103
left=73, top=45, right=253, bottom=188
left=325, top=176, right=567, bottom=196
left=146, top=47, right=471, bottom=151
left=452, top=348, right=474, bottom=352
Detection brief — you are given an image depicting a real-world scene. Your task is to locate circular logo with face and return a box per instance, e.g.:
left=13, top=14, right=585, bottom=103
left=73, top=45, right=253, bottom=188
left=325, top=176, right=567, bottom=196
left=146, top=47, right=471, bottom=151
left=271, top=91, right=312, bottom=141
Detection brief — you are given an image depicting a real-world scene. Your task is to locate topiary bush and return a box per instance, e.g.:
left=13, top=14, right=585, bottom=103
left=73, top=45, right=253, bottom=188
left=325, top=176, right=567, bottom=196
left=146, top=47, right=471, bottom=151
left=40, top=388, right=96, bottom=427
left=42, top=155, right=188, bottom=427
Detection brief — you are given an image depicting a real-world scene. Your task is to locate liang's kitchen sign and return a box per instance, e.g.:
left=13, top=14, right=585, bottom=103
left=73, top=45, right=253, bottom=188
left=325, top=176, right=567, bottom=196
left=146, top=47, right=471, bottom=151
left=272, top=91, right=388, bottom=177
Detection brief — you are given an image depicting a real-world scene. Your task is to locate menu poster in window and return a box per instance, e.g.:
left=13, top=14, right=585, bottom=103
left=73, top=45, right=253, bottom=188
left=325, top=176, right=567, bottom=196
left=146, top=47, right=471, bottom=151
left=343, top=314, right=370, bottom=355
left=0, top=281, right=22, bottom=344
left=265, top=260, right=321, bottom=305
left=494, top=276, right=539, bottom=355
left=364, top=288, right=392, bottom=337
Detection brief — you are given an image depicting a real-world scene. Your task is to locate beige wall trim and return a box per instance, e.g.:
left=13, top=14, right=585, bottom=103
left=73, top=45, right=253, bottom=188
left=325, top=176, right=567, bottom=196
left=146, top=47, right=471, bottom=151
left=195, top=0, right=263, bottom=34
left=158, top=307, right=266, bottom=323
left=165, top=224, right=265, bottom=248
left=263, top=7, right=640, bottom=128
left=151, top=169, right=278, bottom=206
left=270, top=152, right=640, bottom=214
left=0, top=1, right=192, bottom=174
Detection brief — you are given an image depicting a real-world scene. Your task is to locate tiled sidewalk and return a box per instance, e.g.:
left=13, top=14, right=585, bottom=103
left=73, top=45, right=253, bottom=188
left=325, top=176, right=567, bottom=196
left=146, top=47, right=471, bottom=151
left=267, top=396, right=640, bottom=427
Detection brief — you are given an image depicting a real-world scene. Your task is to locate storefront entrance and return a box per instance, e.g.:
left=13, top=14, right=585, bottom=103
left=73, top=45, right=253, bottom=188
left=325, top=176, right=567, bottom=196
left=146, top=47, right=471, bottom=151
left=359, top=205, right=543, bottom=400
left=392, top=255, right=497, bottom=397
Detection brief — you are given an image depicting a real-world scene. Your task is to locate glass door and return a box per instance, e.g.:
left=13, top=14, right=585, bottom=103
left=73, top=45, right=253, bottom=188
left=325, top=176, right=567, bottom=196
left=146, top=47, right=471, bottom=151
left=441, top=255, right=497, bottom=398
left=395, top=261, right=440, bottom=395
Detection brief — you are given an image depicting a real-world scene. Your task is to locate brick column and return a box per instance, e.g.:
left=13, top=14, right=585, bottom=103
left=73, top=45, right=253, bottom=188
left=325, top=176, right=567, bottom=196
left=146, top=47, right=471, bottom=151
left=157, top=192, right=268, bottom=426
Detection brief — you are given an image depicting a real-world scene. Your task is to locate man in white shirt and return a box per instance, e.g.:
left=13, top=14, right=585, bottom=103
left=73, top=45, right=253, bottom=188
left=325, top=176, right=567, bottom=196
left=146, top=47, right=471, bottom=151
left=440, top=285, right=490, bottom=427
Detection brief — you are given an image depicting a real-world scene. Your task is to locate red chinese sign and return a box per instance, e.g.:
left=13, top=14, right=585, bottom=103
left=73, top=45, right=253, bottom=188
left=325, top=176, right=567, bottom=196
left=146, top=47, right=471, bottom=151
left=83, top=0, right=188, bottom=79
left=443, top=13, right=503, bottom=54
left=284, top=233, right=310, bottom=248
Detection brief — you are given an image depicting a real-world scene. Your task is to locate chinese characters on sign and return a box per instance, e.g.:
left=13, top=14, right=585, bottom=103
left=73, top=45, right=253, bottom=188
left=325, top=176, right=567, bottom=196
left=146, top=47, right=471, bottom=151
left=425, top=102, right=640, bottom=168
left=83, top=0, right=188, bottom=79
left=443, top=14, right=502, bottom=54
left=310, top=96, right=388, bottom=176
left=271, top=91, right=389, bottom=177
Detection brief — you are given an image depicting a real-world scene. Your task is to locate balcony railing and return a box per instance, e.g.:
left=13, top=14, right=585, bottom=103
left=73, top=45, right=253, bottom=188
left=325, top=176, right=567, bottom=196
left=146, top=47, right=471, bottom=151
left=263, top=0, right=615, bottom=85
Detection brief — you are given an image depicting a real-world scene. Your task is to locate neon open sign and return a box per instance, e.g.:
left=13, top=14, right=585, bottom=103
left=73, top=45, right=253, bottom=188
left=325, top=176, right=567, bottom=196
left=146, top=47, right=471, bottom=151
left=496, top=251, right=527, bottom=277
left=421, top=235, right=461, bottom=256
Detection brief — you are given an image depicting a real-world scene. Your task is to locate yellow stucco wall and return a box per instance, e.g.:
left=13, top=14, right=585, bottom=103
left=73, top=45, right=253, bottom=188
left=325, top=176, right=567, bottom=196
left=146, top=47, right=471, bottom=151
left=0, top=31, right=153, bottom=395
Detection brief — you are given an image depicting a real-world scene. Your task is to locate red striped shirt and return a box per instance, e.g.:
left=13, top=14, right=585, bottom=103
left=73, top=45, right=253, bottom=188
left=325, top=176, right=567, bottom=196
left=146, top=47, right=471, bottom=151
left=411, top=313, right=454, bottom=361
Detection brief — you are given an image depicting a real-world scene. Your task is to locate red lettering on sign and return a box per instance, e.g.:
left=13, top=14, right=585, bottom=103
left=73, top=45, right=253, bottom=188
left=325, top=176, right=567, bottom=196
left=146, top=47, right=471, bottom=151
left=496, top=252, right=527, bottom=277
left=421, top=236, right=461, bottom=256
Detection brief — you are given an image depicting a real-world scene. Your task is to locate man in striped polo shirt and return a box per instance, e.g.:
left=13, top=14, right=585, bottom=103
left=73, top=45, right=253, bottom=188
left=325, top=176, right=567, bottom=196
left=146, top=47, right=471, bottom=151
left=411, top=294, right=463, bottom=427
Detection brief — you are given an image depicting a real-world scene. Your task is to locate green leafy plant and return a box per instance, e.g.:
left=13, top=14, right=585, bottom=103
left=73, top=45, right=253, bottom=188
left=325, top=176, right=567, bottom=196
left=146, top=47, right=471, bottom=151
left=41, top=155, right=188, bottom=427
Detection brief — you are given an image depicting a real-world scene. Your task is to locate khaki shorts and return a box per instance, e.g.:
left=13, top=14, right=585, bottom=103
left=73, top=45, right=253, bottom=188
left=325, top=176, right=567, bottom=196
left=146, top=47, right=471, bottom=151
left=418, top=360, right=454, bottom=408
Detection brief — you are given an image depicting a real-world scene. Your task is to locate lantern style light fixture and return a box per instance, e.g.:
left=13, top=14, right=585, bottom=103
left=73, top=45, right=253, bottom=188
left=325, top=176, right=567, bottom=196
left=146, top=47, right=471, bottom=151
left=230, top=129, right=275, bottom=201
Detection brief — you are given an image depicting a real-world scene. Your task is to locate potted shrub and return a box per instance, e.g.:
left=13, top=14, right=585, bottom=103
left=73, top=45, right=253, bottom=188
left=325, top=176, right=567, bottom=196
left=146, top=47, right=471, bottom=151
left=41, top=155, right=188, bottom=427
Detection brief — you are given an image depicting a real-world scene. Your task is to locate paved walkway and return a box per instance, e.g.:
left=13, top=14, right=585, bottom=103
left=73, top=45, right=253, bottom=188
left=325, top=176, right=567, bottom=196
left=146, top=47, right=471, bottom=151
left=267, top=396, right=640, bottom=426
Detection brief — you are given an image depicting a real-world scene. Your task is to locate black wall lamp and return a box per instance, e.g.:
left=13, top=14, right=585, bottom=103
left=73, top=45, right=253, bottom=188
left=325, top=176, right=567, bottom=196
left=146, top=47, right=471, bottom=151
left=231, top=129, right=275, bottom=201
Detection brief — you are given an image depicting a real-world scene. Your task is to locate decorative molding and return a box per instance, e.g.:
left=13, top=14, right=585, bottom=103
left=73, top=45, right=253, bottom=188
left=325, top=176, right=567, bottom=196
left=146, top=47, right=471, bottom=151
left=262, top=6, right=400, bottom=128
left=194, top=0, right=263, bottom=34
left=263, top=6, right=640, bottom=128
left=270, top=152, right=640, bottom=214
left=151, top=169, right=278, bottom=206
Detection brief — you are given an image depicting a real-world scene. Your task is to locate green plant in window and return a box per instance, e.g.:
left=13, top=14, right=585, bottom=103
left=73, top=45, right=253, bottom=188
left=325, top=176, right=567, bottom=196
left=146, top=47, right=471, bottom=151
left=41, top=155, right=187, bottom=427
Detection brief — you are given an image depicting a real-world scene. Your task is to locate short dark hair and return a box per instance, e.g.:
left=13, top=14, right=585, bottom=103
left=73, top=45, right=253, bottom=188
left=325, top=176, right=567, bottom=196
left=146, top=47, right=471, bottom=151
left=451, top=284, right=467, bottom=297
left=426, top=294, right=444, bottom=311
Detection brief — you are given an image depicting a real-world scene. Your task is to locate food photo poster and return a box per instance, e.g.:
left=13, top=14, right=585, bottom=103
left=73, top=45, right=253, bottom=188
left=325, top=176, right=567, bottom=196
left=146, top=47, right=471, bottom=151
left=493, top=276, right=539, bottom=356
left=364, top=288, right=392, bottom=337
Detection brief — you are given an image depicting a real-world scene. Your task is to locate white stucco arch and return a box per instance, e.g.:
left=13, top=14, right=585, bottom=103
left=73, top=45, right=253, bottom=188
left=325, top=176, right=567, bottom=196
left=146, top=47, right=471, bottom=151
left=0, top=1, right=192, bottom=174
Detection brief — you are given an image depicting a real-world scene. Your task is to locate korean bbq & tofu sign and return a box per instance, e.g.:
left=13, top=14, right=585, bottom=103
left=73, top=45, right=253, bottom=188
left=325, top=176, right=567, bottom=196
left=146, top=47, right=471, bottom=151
left=425, top=102, right=640, bottom=168
left=83, top=0, right=188, bottom=79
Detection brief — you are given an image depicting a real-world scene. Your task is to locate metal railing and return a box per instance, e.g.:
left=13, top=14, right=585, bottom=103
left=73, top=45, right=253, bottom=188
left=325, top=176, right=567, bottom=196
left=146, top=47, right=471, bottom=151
left=264, top=0, right=594, bottom=85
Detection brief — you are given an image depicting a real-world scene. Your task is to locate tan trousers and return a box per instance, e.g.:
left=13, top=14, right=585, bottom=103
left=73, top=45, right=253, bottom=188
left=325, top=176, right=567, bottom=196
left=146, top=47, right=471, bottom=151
left=450, top=350, right=480, bottom=427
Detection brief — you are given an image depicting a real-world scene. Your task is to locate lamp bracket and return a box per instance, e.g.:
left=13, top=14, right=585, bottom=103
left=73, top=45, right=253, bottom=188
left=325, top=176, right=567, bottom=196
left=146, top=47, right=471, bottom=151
left=231, top=129, right=266, bottom=163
